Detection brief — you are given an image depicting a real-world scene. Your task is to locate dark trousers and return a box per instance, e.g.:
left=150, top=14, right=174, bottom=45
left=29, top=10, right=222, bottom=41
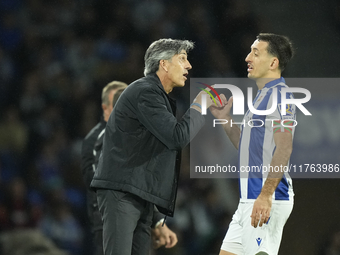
left=93, top=229, right=104, bottom=255
left=96, top=189, right=153, bottom=255
left=87, top=189, right=104, bottom=255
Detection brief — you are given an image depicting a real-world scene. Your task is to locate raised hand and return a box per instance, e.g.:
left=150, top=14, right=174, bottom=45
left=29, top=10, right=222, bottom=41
left=209, top=94, right=233, bottom=120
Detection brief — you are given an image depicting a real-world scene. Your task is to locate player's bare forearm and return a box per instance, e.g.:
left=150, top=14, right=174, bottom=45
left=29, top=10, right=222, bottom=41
left=222, top=116, right=241, bottom=150
left=260, top=177, right=282, bottom=198
left=209, top=95, right=240, bottom=149
left=261, top=132, right=293, bottom=197
left=251, top=132, right=292, bottom=227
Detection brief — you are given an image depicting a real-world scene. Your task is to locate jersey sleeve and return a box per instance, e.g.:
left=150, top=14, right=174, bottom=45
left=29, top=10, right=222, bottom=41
left=267, top=85, right=296, bottom=134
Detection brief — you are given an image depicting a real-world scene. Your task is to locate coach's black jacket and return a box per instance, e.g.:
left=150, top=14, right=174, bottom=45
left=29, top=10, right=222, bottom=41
left=91, top=73, right=205, bottom=216
left=83, top=118, right=164, bottom=229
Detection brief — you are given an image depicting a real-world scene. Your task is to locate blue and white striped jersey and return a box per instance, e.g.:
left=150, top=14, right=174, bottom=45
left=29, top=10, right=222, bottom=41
left=239, top=77, right=295, bottom=203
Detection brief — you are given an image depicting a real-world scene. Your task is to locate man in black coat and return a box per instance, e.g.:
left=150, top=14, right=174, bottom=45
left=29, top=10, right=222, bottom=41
left=91, top=39, right=219, bottom=255
left=81, top=81, right=128, bottom=255
left=82, top=81, right=177, bottom=255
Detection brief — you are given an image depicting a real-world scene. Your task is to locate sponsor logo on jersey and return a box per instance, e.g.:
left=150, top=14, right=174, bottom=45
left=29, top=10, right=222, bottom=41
left=256, top=237, right=262, bottom=246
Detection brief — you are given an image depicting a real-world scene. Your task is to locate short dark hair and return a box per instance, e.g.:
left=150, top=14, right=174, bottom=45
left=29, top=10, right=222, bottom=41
left=144, top=39, right=194, bottom=76
left=256, top=33, right=294, bottom=71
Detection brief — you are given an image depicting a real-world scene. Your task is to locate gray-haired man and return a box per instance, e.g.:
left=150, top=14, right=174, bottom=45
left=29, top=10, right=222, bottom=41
left=91, top=39, right=221, bottom=255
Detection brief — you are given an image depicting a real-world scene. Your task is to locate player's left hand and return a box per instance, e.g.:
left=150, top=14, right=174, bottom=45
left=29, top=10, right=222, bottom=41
left=251, top=194, right=272, bottom=228
left=151, top=223, right=178, bottom=249
left=209, top=94, right=231, bottom=119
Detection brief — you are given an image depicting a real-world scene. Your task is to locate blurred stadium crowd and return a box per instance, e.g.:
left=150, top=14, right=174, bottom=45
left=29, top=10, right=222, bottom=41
left=1, top=0, right=339, bottom=255
left=0, top=0, right=268, bottom=253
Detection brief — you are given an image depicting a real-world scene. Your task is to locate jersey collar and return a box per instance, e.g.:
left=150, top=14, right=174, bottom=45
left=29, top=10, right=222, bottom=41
left=264, top=77, right=285, bottom=89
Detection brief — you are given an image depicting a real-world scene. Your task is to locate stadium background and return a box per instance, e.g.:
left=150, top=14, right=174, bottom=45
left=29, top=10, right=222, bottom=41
left=0, top=0, right=339, bottom=254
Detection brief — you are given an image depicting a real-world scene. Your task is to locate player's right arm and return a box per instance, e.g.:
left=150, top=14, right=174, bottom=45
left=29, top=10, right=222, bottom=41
left=210, top=95, right=241, bottom=150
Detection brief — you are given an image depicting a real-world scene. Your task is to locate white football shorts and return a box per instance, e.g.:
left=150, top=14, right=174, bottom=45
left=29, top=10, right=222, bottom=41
left=221, top=201, right=293, bottom=255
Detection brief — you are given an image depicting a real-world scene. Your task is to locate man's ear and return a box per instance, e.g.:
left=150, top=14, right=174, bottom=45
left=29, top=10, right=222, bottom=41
left=159, top=59, right=169, bottom=72
left=102, top=103, right=107, bottom=112
left=270, top=57, right=279, bottom=70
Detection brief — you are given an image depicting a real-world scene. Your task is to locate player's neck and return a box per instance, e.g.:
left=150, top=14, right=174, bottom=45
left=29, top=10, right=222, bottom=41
left=256, top=74, right=281, bottom=90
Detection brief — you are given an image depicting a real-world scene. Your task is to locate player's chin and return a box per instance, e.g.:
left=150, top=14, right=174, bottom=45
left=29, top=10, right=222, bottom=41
left=247, top=73, right=256, bottom=80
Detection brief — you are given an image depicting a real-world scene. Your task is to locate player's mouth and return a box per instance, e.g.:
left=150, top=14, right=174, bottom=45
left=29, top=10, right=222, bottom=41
left=183, top=72, right=188, bottom=80
left=247, top=64, right=253, bottom=72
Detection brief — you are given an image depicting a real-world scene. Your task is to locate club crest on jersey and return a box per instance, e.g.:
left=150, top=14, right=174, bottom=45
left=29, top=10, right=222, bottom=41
left=278, top=103, right=295, bottom=117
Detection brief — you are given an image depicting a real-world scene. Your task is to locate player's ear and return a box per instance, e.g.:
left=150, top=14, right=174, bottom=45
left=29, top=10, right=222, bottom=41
left=270, top=57, right=279, bottom=70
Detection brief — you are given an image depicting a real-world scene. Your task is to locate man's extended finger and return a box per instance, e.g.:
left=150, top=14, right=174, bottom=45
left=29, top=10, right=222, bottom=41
left=251, top=215, right=255, bottom=228
left=263, top=211, right=270, bottom=226
left=228, top=96, right=234, bottom=105
left=252, top=211, right=261, bottom=228
left=215, top=95, right=223, bottom=107
left=220, top=94, right=228, bottom=104
left=251, top=209, right=257, bottom=228
left=256, top=213, right=261, bottom=228
left=259, top=213, right=266, bottom=227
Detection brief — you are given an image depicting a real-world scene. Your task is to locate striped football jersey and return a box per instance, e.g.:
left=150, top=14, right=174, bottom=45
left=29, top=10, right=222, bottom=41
left=238, top=77, right=295, bottom=203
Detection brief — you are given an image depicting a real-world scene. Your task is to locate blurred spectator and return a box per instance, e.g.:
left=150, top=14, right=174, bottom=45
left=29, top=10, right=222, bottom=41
left=20, top=71, right=45, bottom=121
left=0, top=47, right=15, bottom=107
left=0, top=229, right=69, bottom=255
left=39, top=199, right=83, bottom=255
left=0, top=12, right=23, bottom=52
left=65, top=37, right=99, bottom=82
left=132, top=0, right=165, bottom=34
left=97, top=26, right=127, bottom=62
left=0, top=177, right=41, bottom=230
left=0, top=105, right=28, bottom=154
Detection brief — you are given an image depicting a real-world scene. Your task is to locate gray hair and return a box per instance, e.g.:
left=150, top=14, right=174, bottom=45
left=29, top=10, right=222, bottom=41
left=144, top=39, right=194, bottom=76
left=102, top=81, right=128, bottom=105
